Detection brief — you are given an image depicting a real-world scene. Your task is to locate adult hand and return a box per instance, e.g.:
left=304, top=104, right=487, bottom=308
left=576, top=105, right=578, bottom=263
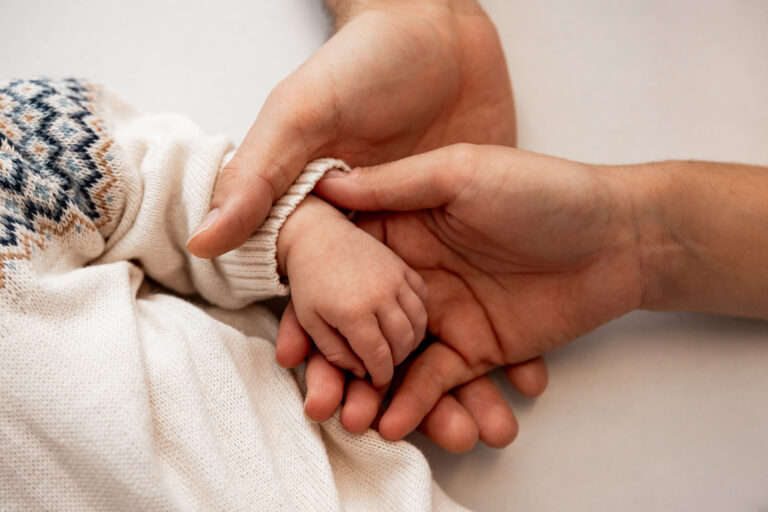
left=276, top=300, right=549, bottom=452
left=313, top=144, right=646, bottom=440
left=186, top=0, right=515, bottom=258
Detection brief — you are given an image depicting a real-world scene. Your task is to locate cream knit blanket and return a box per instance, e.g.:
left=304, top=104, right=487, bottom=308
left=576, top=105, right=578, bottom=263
left=0, top=79, right=465, bottom=511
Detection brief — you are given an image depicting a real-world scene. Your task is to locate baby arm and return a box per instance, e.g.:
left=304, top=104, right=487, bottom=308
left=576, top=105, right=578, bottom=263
left=276, top=195, right=428, bottom=388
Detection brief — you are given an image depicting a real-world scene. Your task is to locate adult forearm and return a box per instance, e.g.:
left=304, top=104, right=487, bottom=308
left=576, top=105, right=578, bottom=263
left=623, top=160, right=768, bottom=319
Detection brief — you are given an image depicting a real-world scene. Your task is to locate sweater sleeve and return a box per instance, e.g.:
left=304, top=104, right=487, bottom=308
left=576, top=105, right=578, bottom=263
left=0, top=78, right=349, bottom=309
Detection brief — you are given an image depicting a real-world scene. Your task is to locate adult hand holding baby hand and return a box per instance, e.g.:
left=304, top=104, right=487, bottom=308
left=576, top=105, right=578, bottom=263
left=313, top=144, right=647, bottom=441
left=277, top=301, right=549, bottom=452
left=187, top=0, right=548, bottom=452
left=186, top=0, right=516, bottom=258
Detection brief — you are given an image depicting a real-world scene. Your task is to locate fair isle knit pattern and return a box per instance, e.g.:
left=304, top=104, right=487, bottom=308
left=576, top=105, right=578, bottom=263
left=0, top=78, right=121, bottom=286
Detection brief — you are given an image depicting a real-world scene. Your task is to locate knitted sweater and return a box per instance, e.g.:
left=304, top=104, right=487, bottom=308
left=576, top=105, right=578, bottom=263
left=0, top=79, right=465, bottom=511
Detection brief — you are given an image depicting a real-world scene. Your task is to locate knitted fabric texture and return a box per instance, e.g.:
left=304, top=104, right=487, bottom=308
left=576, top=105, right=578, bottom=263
left=0, top=78, right=465, bottom=511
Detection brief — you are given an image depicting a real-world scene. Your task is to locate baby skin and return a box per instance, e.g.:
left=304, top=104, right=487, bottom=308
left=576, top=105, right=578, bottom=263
left=275, top=194, right=428, bottom=388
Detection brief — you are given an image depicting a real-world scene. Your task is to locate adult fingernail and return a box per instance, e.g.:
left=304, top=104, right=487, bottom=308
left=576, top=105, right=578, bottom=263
left=324, top=169, right=350, bottom=179
left=187, top=208, right=220, bottom=244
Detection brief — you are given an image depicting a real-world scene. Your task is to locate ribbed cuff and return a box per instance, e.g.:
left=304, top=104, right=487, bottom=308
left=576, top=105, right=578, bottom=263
left=216, top=158, right=351, bottom=302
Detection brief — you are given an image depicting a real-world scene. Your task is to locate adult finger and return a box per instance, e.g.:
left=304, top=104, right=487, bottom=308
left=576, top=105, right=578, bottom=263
left=186, top=73, right=333, bottom=258
left=504, top=357, right=549, bottom=398
left=417, top=394, right=478, bottom=453
left=304, top=349, right=345, bottom=422
left=454, top=376, right=518, bottom=448
left=340, top=379, right=382, bottom=434
left=186, top=127, right=307, bottom=258
left=275, top=301, right=311, bottom=368
left=381, top=357, right=547, bottom=444
left=377, top=342, right=474, bottom=441
left=313, top=144, right=477, bottom=212
left=379, top=264, right=510, bottom=440
left=396, top=284, right=428, bottom=353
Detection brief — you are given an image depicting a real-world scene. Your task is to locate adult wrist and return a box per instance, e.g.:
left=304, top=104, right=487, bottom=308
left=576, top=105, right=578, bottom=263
left=606, top=161, right=690, bottom=312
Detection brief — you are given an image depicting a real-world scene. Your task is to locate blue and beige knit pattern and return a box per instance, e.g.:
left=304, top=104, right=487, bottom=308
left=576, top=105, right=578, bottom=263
left=0, top=78, right=119, bottom=285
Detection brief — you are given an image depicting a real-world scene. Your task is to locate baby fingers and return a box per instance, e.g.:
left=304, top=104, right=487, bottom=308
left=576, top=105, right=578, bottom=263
left=396, top=282, right=428, bottom=353
left=301, top=312, right=367, bottom=379
left=377, top=304, right=414, bottom=366
left=338, top=315, right=394, bottom=389
left=404, top=268, right=429, bottom=305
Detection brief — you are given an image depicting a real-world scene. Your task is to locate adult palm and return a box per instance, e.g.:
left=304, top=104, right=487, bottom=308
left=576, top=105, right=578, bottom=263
left=315, top=144, right=647, bottom=439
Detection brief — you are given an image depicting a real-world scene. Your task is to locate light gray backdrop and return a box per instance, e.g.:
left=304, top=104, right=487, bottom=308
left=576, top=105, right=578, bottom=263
left=3, top=1, right=767, bottom=510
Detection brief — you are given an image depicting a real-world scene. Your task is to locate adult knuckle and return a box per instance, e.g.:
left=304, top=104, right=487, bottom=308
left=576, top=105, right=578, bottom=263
left=216, top=154, right=281, bottom=217
left=296, top=310, right=321, bottom=331
left=247, top=169, right=281, bottom=204
left=231, top=211, right=251, bottom=241
left=269, top=76, right=334, bottom=145
left=218, top=161, right=241, bottom=183
left=427, top=143, right=476, bottom=194
left=417, top=359, right=446, bottom=390
left=450, top=143, right=477, bottom=167
left=213, top=160, right=244, bottom=197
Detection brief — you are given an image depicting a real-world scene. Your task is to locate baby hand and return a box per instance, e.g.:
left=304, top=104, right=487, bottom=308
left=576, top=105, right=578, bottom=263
left=277, top=195, right=428, bottom=388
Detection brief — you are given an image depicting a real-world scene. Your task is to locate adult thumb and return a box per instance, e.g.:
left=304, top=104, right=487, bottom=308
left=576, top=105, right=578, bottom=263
left=185, top=125, right=313, bottom=258
left=313, top=144, right=474, bottom=212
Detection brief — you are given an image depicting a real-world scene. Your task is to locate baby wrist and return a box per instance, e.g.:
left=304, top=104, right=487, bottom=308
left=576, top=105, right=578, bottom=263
left=217, top=158, right=350, bottom=300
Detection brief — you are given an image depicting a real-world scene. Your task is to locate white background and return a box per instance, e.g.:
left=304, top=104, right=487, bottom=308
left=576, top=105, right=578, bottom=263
left=3, top=1, right=767, bottom=510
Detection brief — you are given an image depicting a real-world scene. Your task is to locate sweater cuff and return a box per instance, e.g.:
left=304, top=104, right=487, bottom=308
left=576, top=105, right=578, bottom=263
left=215, top=158, right=351, bottom=302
